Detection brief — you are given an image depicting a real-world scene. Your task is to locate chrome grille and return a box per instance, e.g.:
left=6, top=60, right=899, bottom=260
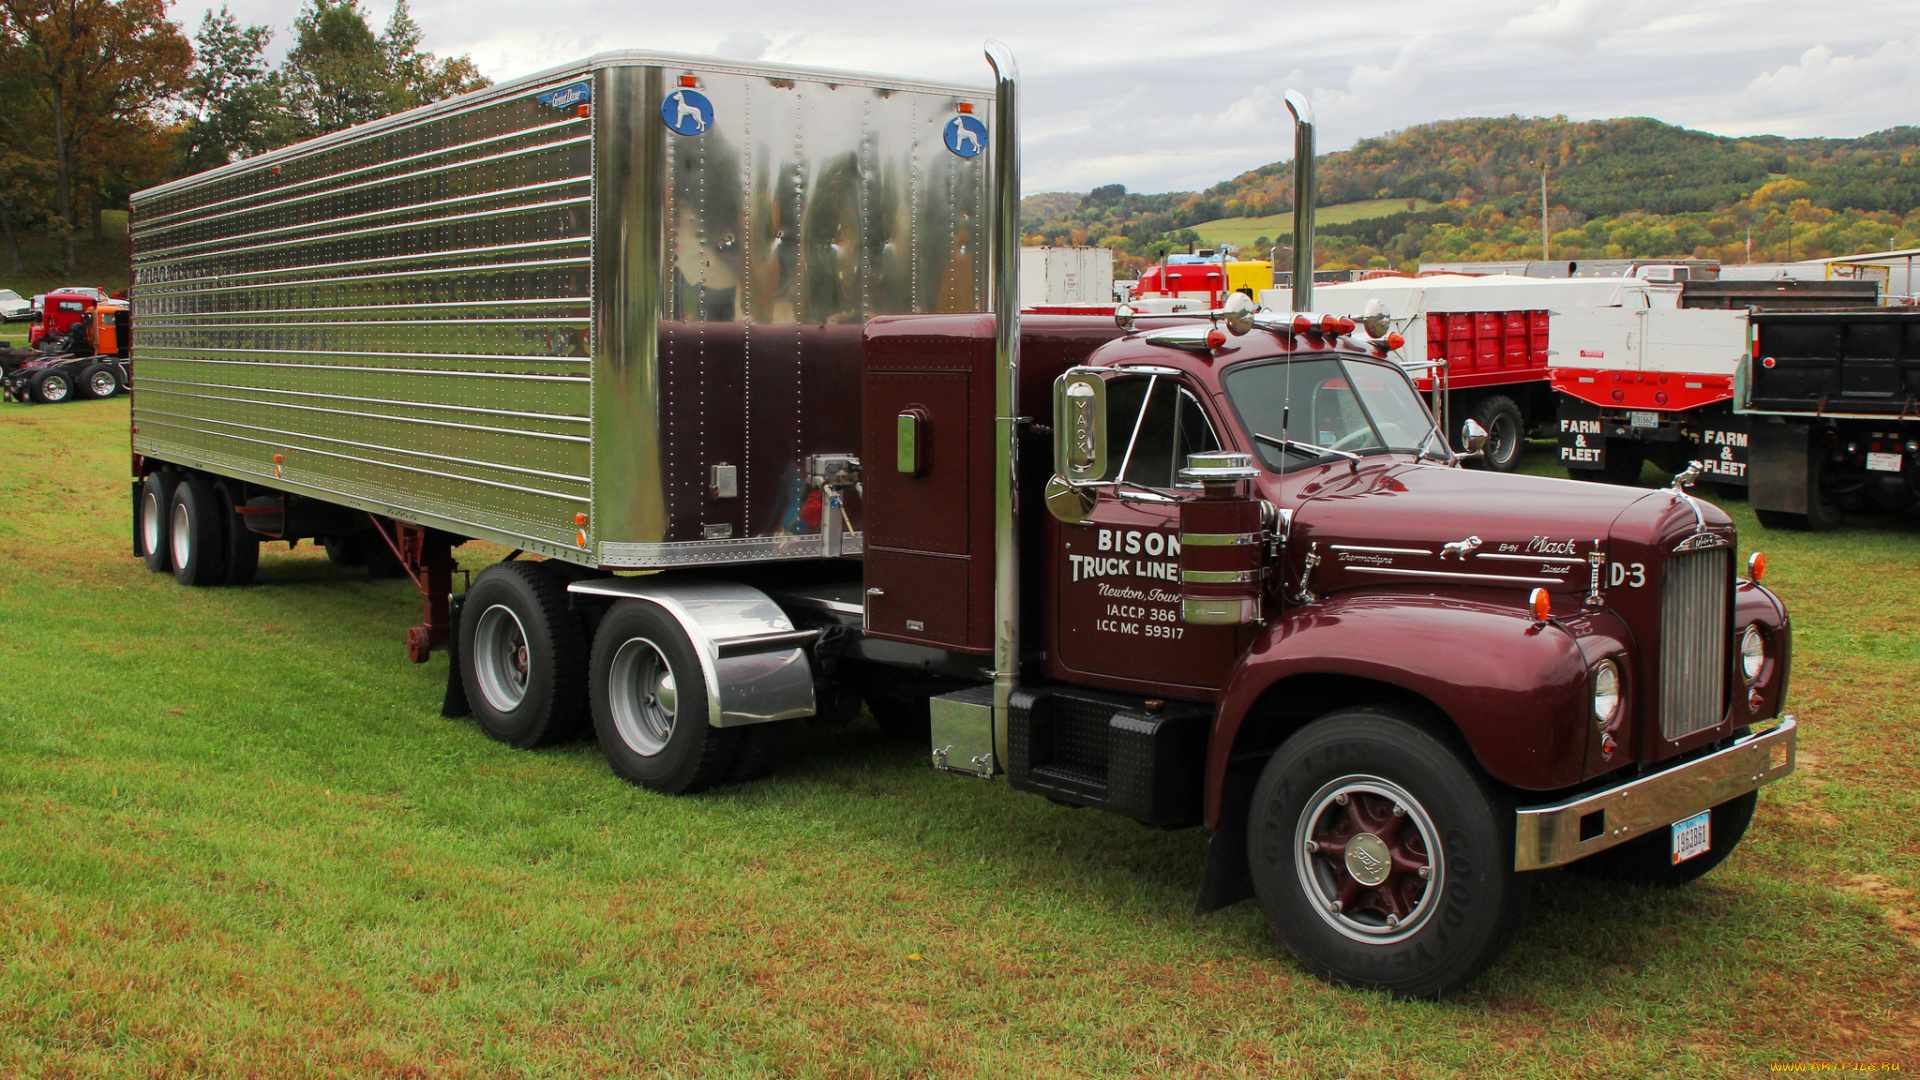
left=1659, top=547, right=1731, bottom=741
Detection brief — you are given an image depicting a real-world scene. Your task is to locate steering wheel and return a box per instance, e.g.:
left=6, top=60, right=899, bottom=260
left=1329, top=426, right=1375, bottom=452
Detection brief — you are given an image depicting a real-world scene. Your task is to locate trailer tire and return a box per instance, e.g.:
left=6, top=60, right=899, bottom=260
left=216, top=483, right=259, bottom=586
left=589, top=599, right=740, bottom=794
left=1570, top=790, right=1756, bottom=887
left=138, top=472, right=177, bottom=572
left=1247, top=707, right=1528, bottom=999
left=460, top=561, right=589, bottom=749
left=169, top=478, right=229, bottom=587
left=1463, top=395, right=1524, bottom=473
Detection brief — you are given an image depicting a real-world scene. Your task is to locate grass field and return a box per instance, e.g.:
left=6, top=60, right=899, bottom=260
left=1191, top=199, right=1434, bottom=250
left=1, top=404, right=1915, bottom=1078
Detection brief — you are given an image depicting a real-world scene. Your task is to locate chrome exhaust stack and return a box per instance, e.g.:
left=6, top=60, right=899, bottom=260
left=986, top=39, right=1020, bottom=771
left=1285, top=91, right=1315, bottom=312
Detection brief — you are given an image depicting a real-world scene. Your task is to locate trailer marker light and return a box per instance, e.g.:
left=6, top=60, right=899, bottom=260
left=1654, top=391, right=1668, bottom=405
left=1747, top=551, right=1766, bottom=582
left=1611, top=389, right=1624, bottom=403
left=679, top=75, right=698, bottom=87
left=958, top=102, right=974, bottom=114
left=1530, top=588, right=1551, bottom=621
left=575, top=513, right=588, bottom=526
left=1762, top=356, right=1776, bottom=368
left=577, top=104, right=590, bottom=118
left=577, top=530, right=587, bottom=548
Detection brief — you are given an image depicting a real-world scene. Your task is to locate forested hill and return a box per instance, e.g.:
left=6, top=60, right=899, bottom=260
left=1026, top=116, right=1920, bottom=273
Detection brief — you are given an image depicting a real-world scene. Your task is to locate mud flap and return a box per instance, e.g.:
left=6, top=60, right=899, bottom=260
left=441, top=592, right=471, bottom=718
left=1194, top=765, right=1258, bottom=915
left=1749, top=422, right=1811, bottom=515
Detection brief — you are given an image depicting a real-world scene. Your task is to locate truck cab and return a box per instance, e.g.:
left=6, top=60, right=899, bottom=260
left=30, top=289, right=99, bottom=347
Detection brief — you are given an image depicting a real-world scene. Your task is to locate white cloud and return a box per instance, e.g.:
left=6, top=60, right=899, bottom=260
left=713, top=30, right=774, bottom=61
left=1498, top=0, right=1609, bottom=53
left=1742, top=35, right=1920, bottom=112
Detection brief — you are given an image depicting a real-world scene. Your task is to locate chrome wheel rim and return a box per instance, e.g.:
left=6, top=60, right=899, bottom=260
left=607, top=637, right=677, bottom=756
left=142, top=491, right=161, bottom=556
left=1294, top=774, right=1444, bottom=944
left=41, top=375, right=68, bottom=401
left=170, top=500, right=191, bottom=569
left=472, top=604, right=532, bottom=713
left=88, top=370, right=116, bottom=396
left=1485, top=413, right=1518, bottom=467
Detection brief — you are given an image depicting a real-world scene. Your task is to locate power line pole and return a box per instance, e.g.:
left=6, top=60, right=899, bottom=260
left=1528, top=161, right=1549, bottom=260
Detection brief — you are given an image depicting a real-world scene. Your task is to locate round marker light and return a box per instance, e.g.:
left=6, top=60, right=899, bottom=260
left=1529, top=587, right=1551, bottom=621
left=1338, top=316, right=1355, bottom=334
left=1293, top=314, right=1312, bottom=335
left=1747, top=550, right=1767, bottom=582
left=1206, top=327, right=1226, bottom=348
left=1741, top=624, right=1765, bottom=682
left=1385, top=332, right=1405, bottom=350
left=1321, top=314, right=1340, bottom=335
left=1591, top=659, right=1621, bottom=727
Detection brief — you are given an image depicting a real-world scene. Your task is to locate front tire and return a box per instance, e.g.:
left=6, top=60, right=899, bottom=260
left=458, top=561, right=588, bottom=748
left=1248, top=707, right=1528, bottom=999
left=589, top=599, right=741, bottom=794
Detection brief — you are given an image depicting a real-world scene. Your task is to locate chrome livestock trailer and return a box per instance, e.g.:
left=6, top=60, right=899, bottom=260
left=131, top=49, right=997, bottom=571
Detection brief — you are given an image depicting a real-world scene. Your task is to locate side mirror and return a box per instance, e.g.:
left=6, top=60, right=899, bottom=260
left=1047, top=371, right=1107, bottom=523
left=1458, top=418, right=1489, bottom=458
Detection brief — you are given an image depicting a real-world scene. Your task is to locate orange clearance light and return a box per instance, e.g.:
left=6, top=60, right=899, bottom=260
left=576, top=530, right=588, bottom=548
left=1292, top=314, right=1312, bottom=335
left=1320, top=314, right=1340, bottom=335
left=272, top=454, right=284, bottom=463
left=1748, top=551, right=1767, bottom=582
left=1385, top=332, right=1405, bottom=350
left=1205, top=327, right=1226, bottom=348
left=1337, top=316, right=1355, bottom=334
left=679, top=74, right=697, bottom=87
left=577, top=104, right=590, bottom=118
left=1530, top=588, right=1551, bottom=621
left=958, top=102, right=974, bottom=114
left=574, top=513, right=588, bottom=526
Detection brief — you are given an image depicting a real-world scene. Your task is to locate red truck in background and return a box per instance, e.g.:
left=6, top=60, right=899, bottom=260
left=29, top=289, right=104, bottom=347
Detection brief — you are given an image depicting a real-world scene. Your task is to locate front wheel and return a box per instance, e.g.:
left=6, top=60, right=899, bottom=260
left=1247, top=707, right=1528, bottom=999
left=1463, top=395, right=1524, bottom=473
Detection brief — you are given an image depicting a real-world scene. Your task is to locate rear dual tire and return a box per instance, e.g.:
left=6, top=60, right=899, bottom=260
left=588, top=599, right=748, bottom=795
left=459, top=561, right=588, bottom=749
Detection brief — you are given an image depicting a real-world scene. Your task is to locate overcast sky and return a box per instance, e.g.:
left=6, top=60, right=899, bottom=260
left=178, top=0, right=1920, bottom=195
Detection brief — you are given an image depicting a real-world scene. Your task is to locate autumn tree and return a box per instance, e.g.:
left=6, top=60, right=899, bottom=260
left=178, top=5, right=277, bottom=172
left=277, top=0, right=487, bottom=144
left=0, top=0, right=190, bottom=268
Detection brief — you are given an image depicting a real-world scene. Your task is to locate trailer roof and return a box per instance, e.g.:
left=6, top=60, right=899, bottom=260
left=136, top=49, right=995, bottom=203
left=1287, top=273, right=1647, bottom=314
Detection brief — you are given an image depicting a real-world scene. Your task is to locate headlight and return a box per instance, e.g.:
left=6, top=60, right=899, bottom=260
left=1741, top=624, right=1765, bottom=682
left=1591, top=659, right=1621, bottom=727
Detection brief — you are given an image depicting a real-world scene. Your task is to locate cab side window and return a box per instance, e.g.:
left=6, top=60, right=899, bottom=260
left=1101, top=375, right=1220, bottom=488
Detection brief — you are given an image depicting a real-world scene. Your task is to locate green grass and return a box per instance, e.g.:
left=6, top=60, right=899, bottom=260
left=1191, top=199, right=1434, bottom=250
left=1, top=407, right=1916, bottom=1078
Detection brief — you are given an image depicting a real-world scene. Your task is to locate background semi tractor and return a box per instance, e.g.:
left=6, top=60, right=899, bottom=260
left=124, top=47, right=1796, bottom=998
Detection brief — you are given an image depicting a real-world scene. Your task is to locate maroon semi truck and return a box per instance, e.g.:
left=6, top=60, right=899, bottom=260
left=123, top=48, right=1796, bottom=998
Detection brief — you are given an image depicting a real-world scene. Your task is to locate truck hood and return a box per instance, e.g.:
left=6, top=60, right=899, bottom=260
left=1283, top=462, right=1731, bottom=599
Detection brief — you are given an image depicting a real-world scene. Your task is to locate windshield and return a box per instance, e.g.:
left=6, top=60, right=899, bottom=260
left=1222, top=355, right=1439, bottom=470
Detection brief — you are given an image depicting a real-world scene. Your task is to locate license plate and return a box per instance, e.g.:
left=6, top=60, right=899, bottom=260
left=1629, top=411, right=1660, bottom=428
left=1866, top=451, right=1902, bottom=473
left=1671, top=810, right=1711, bottom=865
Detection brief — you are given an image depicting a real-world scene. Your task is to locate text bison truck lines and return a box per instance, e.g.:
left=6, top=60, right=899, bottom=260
left=125, top=46, right=1797, bottom=997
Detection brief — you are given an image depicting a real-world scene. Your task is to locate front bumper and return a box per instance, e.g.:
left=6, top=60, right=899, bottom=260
left=1513, top=717, right=1797, bottom=871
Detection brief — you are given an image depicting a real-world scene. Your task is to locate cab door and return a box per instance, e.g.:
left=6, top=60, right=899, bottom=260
left=1048, top=372, right=1242, bottom=692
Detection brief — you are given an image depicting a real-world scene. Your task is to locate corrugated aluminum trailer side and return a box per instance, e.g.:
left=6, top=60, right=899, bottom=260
left=130, top=50, right=996, bottom=566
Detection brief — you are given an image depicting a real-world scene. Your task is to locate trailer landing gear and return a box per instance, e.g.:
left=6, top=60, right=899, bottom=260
left=365, top=518, right=460, bottom=664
